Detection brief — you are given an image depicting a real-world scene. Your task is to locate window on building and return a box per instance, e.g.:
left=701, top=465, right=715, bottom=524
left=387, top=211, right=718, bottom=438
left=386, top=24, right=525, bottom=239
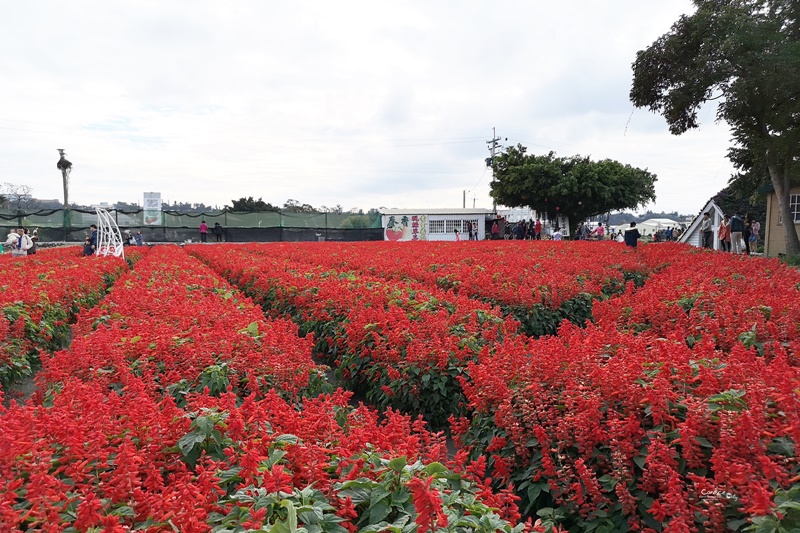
left=429, top=219, right=445, bottom=234
left=792, top=194, right=800, bottom=223
left=445, top=220, right=463, bottom=233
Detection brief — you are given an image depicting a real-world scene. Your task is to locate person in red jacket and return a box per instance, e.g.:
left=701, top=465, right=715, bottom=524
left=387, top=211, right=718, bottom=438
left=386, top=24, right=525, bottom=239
left=718, top=215, right=731, bottom=252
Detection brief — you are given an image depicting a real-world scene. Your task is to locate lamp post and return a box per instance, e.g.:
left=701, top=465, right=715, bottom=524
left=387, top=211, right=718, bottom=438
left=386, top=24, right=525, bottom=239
left=57, top=149, right=72, bottom=240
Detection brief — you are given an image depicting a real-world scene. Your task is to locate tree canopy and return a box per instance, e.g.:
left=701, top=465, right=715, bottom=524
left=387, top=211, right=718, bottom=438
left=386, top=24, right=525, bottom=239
left=489, top=146, right=657, bottom=223
left=1, top=182, right=37, bottom=211
left=630, top=0, right=800, bottom=254
left=228, top=197, right=279, bottom=212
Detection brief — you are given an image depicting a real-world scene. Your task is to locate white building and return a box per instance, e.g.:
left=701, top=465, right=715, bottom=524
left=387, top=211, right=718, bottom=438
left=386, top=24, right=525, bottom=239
left=496, top=207, right=538, bottom=223
left=380, top=208, right=496, bottom=241
left=679, top=199, right=724, bottom=249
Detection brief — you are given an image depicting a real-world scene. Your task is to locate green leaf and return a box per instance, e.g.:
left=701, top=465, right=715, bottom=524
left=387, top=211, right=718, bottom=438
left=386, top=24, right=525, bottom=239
left=177, top=432, right=206, bottom=456
left=275, top=434, right=299, bottom=446
left=368, top=500, right=391, bottom=524
left=424, top=462, right=447, bottom=476
left=695, top=436, right=713, bottom=448
left=388, top=456, right=407, bottom=473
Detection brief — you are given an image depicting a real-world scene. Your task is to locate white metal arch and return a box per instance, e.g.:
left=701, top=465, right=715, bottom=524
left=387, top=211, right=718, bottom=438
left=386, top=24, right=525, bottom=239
left=95, top=207, right=125, bottom=259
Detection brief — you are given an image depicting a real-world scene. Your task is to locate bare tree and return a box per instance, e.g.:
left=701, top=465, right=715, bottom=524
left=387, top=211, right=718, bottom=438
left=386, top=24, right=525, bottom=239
left=1, top=183, right=38, bottom=211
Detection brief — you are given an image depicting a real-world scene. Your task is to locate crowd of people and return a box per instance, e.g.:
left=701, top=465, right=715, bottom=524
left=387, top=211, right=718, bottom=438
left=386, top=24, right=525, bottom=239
left=3, top=224, right=147, bottom=258
left=489, top=219, right=549, bottom=240
left=574, top=222, right=684, bottom=243
left=702, top=211, right=760, bottom=255
left=4, top=227, right=37, bottom=257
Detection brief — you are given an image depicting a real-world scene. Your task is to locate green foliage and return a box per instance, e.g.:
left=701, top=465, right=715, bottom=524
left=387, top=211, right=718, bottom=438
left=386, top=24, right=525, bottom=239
left=340, top=215, right=373, bottom=229
left=489, top=146, right=656, bottom=224
left=332, top=453, right=525, bottom=533
left=779, top=254, right=800, bottom=268
left=630, top=0, right=800, bottom=254
left=229, top=196, right=279, bottom=212
left=1, top=302, right=74, bottom=387
left=505, top=293, right=595, bottom=338
left=174, top=408, right=234, bottom=467
left=744, top=483, right=800, bottom=532
left=206, top=432, right=525, bottom=533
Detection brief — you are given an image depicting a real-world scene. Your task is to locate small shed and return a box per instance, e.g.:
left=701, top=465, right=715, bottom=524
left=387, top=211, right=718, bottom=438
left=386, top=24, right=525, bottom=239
left=380, top=208, right=495, bottom=241
left=678, top=199, right=724, bottom=249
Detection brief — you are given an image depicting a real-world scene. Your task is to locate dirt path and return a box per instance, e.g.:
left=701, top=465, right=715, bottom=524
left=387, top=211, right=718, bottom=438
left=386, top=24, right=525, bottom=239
left=2, top=370, right=38, bottom=408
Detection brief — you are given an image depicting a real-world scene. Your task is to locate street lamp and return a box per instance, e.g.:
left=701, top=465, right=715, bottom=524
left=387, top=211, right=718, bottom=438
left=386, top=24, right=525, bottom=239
left=57, top=149, right=72, bottom=208
left=57, top=149, right=73, bottom=241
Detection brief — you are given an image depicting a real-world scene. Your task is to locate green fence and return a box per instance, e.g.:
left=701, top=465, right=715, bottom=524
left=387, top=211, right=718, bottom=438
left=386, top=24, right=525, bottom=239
left=1, top=208, right=383, bottom=243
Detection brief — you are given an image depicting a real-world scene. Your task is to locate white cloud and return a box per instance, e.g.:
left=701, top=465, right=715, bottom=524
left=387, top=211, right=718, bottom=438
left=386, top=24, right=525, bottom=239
left=0, top=0, right=734, bottom=214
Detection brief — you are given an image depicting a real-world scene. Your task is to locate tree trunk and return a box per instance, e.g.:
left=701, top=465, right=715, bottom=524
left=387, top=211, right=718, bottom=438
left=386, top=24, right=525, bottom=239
left=767, top=162, right=800, bottom=256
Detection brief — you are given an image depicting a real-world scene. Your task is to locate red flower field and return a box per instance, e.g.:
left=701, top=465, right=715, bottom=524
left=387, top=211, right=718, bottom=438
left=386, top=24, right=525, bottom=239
left=1, top=241, right=798, bottom=532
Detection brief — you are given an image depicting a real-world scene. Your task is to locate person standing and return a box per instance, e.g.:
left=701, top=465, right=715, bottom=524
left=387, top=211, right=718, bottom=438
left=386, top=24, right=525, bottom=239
left=700, top=213, right=713, bottom=249
left=491, top=221, right=500, bottom=240
left=213, top=222, right=224, bottom=242
left=718, top=215, right=731, bottom=252
left=534, top=219, right=542, bottom=240
left=624, top=222, right=641, bottom=248
left=749, top=218, right=760, bottom=252
left=743, top=214, right=753, bottom=255
left=83, top=236, right=94, bottom=256
left=89, top=224, right=98, bottom=252
left=135, top=230, right=143, bottom=246
left=729, top=213, right=744, bottom=254
left=199, top=220, right=209, bottom=243
left=27, top=228, right=38, bottom=255
left=465, top=221, right=474, bottom=241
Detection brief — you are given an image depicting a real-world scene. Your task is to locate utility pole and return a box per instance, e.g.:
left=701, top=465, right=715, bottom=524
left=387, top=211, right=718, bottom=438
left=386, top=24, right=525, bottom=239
left=486, top=128, right=502, bottom=212
left=463, top=190, right=466, bottom=209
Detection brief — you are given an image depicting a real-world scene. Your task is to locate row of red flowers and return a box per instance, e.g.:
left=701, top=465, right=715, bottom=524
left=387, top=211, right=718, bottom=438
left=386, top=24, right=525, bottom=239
left=194, top=241, right=799, bottom=532
left=0, top=245, right=528, bottom=532
left=249, top=240, right=665, bottom=336
left=0, top=247, right=129, bottom=388
left=456, top=246, right=800, bottom=531
left=187, top=244, right=518, bottom=429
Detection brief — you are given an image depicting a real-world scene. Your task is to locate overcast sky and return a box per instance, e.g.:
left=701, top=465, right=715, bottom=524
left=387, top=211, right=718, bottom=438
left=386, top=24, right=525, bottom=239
left=0, top=1, right=735, bottom=214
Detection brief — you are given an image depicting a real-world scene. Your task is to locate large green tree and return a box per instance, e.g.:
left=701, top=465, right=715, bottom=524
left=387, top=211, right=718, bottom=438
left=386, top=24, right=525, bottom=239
left=228, top=197, right=278, bottom=212
left=489, top=146, right=657, bottom=223
left=631, top=0, right=800, bottom=255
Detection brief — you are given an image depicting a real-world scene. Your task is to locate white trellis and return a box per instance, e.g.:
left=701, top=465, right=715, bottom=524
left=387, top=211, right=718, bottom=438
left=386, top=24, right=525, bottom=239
left=95, top=207, right=125, bottom=259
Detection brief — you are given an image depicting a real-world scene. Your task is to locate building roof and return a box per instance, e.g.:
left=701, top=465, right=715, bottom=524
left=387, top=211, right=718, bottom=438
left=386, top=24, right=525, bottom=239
left=678, top=198, right=724, bottom=247
left=381, top=208, right=495, bottom=216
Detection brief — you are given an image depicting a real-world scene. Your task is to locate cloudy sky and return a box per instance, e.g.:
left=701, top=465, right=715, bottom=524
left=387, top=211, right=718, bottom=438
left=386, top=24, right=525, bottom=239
left=1, top=1, right=735, bottom=214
